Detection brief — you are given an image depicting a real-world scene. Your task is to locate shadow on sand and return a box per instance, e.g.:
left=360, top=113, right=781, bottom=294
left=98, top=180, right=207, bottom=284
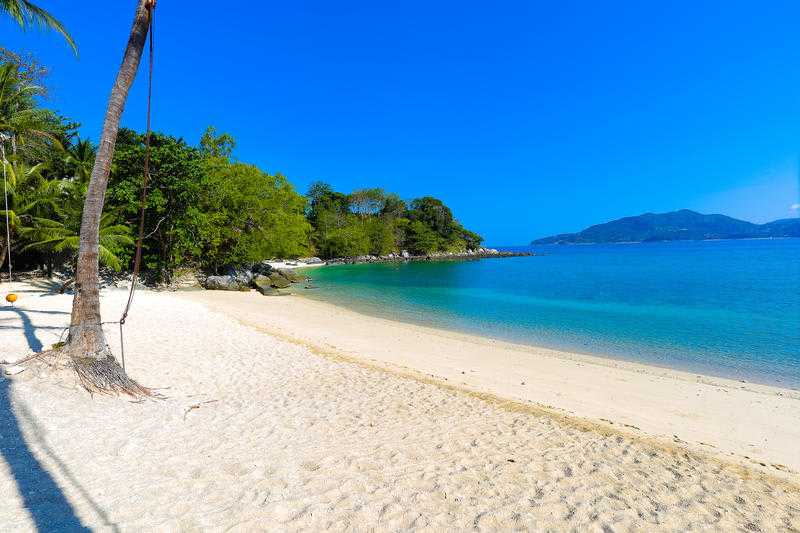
left=1, top=307, right=46, bottom=352
left=0, top=305, right=114, bottom=531
left=0, top=380, right=90, bottom=531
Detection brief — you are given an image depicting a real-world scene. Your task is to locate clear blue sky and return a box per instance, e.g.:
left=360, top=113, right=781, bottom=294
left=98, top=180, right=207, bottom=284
left=4, top=1, right=800, bottom=244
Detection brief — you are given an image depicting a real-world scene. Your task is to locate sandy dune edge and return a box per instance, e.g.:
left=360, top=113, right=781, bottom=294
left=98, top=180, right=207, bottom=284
left=0, top=284, right=796, bottom=531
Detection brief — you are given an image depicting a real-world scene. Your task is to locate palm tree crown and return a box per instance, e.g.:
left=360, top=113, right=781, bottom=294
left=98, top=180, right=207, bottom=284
left=0, top=61, right=61, bottom=157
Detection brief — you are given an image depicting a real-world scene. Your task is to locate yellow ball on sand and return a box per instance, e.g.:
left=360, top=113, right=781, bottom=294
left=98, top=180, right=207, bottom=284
left=6, top=293, right=17, bottom=303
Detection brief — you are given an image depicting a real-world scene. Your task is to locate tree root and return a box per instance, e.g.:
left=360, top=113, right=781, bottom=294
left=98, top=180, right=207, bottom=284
left=69, top=355, right=153, bottom=397
left=3, top=348, right=154, bottom=398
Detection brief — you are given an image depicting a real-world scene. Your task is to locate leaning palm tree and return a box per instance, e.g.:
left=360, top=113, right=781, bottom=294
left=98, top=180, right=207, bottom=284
left=57, top=0, right=155, bottom=395
left=1, top=0, right=77, bottom=55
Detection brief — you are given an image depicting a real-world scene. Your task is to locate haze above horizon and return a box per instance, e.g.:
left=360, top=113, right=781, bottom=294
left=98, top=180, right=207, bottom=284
left=3, top=1, right=799, bottom=245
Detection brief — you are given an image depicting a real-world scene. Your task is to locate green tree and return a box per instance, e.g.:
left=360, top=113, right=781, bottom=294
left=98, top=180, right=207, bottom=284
left=320, top=217, right=370, bottom=257
left=406, top=196, right=482, bottom=252
left=458, top=227, right=483, bottom=251
left=199, top=158, right=310, bottom=270
left=199, top=126, right=235, bottom=158
left=108, top=128, right=311, bottom=277
left=306, top=185, right=481, bottom=258
left=380, top=193, right=407, bottom=219
left=108, top=129, right=207, bottom=279
left=307, top=181, right=349, bottom=224
left=365, top=217, right=397, bottom=255
left=408, top=197, right=455, bottom=236
left=348, top=188, right=385, bottom=217
left=406, top=220, right=440, bottom=255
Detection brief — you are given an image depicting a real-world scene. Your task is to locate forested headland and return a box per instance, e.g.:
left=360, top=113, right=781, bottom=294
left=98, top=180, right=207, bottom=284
left=1, top=53, right=483, bottom=283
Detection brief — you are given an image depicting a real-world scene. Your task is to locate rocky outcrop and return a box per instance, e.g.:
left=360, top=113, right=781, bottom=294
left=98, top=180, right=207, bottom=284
left=268, top=273, right=292, bottom=289
left=204, top=249, right=529, bottom=293
left=204, top=264, right=310, bottom=294
left=275, top=268, right=305, bottom=283
left=297, top=257, right=324, bottom=265
left=224, top=266, right=254, bottom=286
left=204, top=275, right=247, bottom=291
left=251, top=262, right=274, bottom=276
left=325, top=248, right=531, bottom=265
left=168, top=270, right=203, bottom=291
left=252, top=276, right=290, bottom=296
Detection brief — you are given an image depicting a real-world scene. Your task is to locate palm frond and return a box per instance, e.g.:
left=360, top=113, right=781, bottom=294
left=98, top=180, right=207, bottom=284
left=53, top=235, right=79, bottom=253
left=1, top=1, right=78, bottom=56
left=20, top=236, right=66, bottom=252
left=98, top=244, right=122, bottom=271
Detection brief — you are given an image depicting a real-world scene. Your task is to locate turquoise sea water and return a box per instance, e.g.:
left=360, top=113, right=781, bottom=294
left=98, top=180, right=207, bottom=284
left=301, top=240, right=800, bottom=389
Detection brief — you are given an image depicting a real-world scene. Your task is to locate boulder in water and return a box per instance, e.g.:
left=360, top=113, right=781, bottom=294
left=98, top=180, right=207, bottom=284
left=254, top=279, right=281, bottom=295
left=268, top=273, right=292, bottom=289
left=276, top=268, right=305, bottom=283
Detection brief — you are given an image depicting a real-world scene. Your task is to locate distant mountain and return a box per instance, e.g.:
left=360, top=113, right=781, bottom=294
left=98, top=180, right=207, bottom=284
left=532, top=209, right=800, bottom=244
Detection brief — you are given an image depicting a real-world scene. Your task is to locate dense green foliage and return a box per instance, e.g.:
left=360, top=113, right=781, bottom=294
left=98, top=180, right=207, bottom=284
left=307, top=183, right=482, bottom=257
left=1, top=54, right=482, bottom=282
left=106, top=128, right=311, bottom=278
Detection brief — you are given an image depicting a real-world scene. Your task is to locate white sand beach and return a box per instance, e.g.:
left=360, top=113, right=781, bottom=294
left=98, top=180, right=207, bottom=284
left=0, top=282, right=798, bottom=531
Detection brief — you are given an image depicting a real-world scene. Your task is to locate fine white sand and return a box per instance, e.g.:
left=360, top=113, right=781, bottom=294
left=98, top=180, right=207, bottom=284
left=0, top=282, right=798, bottom=531
left=182, top=290, right=800, bottom=475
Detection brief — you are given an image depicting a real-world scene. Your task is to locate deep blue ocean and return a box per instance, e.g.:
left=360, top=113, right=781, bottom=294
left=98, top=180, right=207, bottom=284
left=302, top=240, right=800, bottom=389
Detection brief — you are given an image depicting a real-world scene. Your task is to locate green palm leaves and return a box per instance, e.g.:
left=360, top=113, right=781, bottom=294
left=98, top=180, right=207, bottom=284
left=1, top=158, right=56, bottom=222
left=22, top=212, right=134, bottom=271
left=0, top=62, right=61, bottom=157
left=1, top=157, right=58, bottom=266
left=0, top=51, right=129, bottom=273
left=7, top=156, right=131, bottom=271
left=1, top=0, right=77, bottom=55
left=2, top=157, right=132, bottom=271
left=65, top=138, right=95, bottom=181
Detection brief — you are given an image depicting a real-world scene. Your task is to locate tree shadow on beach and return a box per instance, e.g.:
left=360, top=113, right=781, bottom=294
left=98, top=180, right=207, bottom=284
left=0, top=379, right=90, bottom=531
left=0, top=306, right=72, bottom=356
left=0, top=306, right=116, bottom=531
left=1, top=307, right=46, bottom=353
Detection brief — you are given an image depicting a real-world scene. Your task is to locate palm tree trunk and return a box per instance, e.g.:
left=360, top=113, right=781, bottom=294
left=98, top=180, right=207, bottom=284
left=62, top=0, right=154, bottom=396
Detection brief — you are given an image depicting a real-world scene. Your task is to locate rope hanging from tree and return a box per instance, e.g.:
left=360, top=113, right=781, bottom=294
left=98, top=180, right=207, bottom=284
left=2, top=140, right=13, bottom=304
left=116, top=1, right=156, bottom=371
left=1, top=3, right=156, bottom=372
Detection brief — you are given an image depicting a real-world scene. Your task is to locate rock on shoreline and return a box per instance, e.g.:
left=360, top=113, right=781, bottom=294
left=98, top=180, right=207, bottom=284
left=200, top=248, right=532, bottom=293
left=324, top=247, right=532, bottom=265
left=203, top=264, right=309, bottom=294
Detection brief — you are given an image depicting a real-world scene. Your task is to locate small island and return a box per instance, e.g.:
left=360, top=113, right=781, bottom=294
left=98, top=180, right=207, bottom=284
left=532, top=209, right=800, bottom=244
